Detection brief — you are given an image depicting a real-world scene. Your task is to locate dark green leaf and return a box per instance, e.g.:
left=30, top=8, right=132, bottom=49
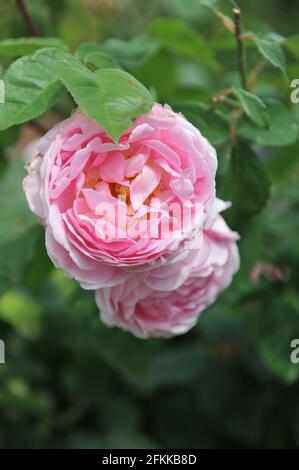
left=0, top=158, right=36, bottom=244
left=148, top=18, right=218, bottom=70
left=102, top=35, right=160, bottom=69
left=221, top=142, right=271, bottom=230
left=284, top=34, right=299, bottom=60
left=234, top=88, right=269, bottom=128
left=254, top=38, right=287, bottom=72
left=238, top=101, right=298, bottom=147
left=134, top=50, right=177, bottom=100
left=0, top=225, right=41, bottom=295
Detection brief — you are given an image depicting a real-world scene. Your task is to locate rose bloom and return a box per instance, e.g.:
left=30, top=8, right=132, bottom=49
left=95, top=206, right=240, bottom=338
left=23, top=104, right=217, bottom=289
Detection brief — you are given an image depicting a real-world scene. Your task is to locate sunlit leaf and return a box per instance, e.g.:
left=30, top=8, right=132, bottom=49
left=0, top=48, right=66, bottom=131
left=59, top=60, right=154, bottom=141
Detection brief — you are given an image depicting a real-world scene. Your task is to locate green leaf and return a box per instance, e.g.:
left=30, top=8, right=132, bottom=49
left=238, top=101, right=298, bottom=147
left=148, top=18, right=218, bottom=70
left=0, top=158, right=39, bottom=293
left=22, top=229, right=53, bottom=292
left=198, top=0, right=221, bottom=14
left=59, top=59, right=154, bottom=142
left=0, top=226, right=41, bottom=296
left=0, top=158, right=36, bottom=244
left=172, top=101, right=230, bottom=145
left=254, top=38, right=287, bottom=72
left=268, top=143, right=299, bottom=182
left=102, top=35, right=160, bottom=69
left=75, top=42, right=120, bottom=70
left=284, top=34, right=299, bottom=60
left=0, top=48, right=66, bottom=131
left=0, top=37, right=69, bottom=57
left=92, top=69, right=153, bottom=140
left=233, top=88, right=269, bottom=128
left=83, top=51, right=120, bottom=71
left=76, top=42, right=106, bottom=59
left=134, top=50, right=177, bottom=101
left=164, top=0, right=208, bottom=21
left=221, top=142, right=271, bottom=230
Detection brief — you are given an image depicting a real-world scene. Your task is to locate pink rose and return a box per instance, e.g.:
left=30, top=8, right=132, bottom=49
left=95, top=208, right=240, bottom=338
left=23, top=104, right=217, bottom=289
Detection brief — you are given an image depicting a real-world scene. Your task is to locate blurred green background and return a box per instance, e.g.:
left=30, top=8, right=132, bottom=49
left=0, top=0, right=299, bottom=449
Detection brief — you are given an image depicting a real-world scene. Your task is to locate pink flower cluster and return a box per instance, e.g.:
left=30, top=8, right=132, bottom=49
left=23, top=104, right=239, bottom=338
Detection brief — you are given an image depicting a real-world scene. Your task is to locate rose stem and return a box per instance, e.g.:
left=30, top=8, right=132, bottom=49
left=233, top=6, right=247, bottom=90
left=15, top=0, right=40, bottom=37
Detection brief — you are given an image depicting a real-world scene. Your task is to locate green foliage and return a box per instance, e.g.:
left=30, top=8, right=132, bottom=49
left=148, top=17, right=218, bottom=70
left=0, top=48, right=65, bottom=130
left=1, top=0, right=299, bottom=451
left=59, top=64, right=154, bottom=141
left=75, top=42, right=120, bottom=70
left=233, top=89, right=269, bottom=128
left=0, top=47, right=153, bottom=142
left=0, top=37, right=68, bottom=56
left=221, top=143, right=271, bottom=231
left=254, top=37, right=287, bottom=73
left=0, top=159, right=36, bottom=243
left=238, top=101, right=298, bottom=147
left=284, top=34, right=299, bottom=60
left=102, top=35, right=160, bottom=69
left=0, top=226, right=41, bottom=296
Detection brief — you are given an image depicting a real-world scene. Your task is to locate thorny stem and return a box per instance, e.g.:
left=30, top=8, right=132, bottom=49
left=233, top=7, right=247, bottom=90
left=15, top=0, right=39, bottom=36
